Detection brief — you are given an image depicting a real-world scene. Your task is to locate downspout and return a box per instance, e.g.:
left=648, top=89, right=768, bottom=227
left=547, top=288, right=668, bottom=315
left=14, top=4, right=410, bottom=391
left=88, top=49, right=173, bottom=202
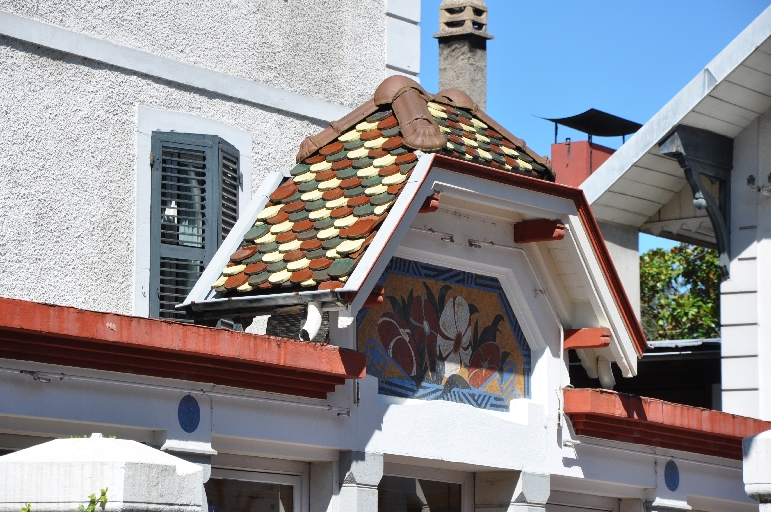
left=558, top=324, right=564, bottom=429
left=300, top=301, right=323, bottom=341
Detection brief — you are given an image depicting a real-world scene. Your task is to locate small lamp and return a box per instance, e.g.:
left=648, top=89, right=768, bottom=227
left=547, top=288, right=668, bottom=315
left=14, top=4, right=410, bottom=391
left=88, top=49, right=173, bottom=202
left=748, top=174, right=756, bottom=188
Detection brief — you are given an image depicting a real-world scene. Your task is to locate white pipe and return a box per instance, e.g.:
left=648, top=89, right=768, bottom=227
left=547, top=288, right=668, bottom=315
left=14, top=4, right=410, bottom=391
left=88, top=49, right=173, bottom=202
left=597, top=356, right=616, bottom=389
left=300, top=301, right=323, bottom=341
left=558, top=324, right=564, bottom=429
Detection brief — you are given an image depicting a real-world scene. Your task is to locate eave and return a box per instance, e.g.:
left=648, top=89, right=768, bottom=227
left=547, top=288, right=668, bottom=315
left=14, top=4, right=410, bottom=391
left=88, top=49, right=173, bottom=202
left=564, top=388, right=771, bottom=460
left=430, top=155, right=648, bottom=358
left=0, top=297, right=366, bottom=399
left=582, top=4, right=771, bottom=229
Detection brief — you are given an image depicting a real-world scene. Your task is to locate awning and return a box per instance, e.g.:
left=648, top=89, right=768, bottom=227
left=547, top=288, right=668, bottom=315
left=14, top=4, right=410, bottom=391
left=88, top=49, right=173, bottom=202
left=544, top=109, right=642, bottom=138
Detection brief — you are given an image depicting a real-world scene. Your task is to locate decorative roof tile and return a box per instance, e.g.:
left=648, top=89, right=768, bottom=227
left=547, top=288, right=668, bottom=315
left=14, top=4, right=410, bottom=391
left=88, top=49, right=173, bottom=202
left=207, top=76, right=554, bottom=299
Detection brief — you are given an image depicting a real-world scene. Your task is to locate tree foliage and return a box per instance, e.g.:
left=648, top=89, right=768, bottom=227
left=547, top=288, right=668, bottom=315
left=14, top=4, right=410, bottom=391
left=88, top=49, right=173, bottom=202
left=640, top=243, right=720, bottom=341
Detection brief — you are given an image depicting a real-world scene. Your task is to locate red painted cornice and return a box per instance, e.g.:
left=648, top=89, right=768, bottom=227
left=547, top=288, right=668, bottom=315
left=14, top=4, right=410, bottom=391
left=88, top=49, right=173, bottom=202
left=0, top=297, right=365, bottom=399
left=564, top=388, right=771, bottom=460
left=431, top=155, right=648, bottom=357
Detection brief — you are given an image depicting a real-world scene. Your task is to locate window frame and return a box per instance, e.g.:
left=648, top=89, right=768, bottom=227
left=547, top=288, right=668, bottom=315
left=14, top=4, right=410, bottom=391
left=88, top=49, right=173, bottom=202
left=208, top=468, right=302, bottom=512
left=382, top=461, right=474, bottom=512
left=134, top=106, right=252, bottom=317
left=209, top=453, right=310, bottom=512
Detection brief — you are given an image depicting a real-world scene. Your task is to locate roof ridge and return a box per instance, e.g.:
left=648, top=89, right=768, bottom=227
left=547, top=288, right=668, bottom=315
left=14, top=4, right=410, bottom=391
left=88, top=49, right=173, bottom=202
left=298, top=76, right=553, bottom=178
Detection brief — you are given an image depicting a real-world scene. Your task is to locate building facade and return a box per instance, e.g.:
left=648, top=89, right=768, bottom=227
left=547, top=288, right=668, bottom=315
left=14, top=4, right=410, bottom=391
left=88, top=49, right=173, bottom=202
left=0, top=0, right=420, bottom=319
left=0, top=2, right=768, bottom=512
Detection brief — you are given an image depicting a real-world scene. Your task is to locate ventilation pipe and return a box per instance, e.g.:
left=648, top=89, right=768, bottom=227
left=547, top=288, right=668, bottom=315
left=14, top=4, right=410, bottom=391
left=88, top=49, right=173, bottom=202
left=300, top=302, right=322, bottom=342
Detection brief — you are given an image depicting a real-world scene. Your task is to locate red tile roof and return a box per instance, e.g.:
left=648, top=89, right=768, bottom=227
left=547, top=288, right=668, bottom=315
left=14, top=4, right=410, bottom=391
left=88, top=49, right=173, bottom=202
left=564, top=388, right=771, bottom=460
left=210, top=77, right=554, bottom=299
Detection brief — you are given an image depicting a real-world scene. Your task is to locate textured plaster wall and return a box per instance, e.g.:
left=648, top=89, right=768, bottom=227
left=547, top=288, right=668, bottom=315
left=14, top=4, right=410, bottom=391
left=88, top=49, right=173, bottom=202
left=0, top=38, right=324, bottom=314
left=0, top=0, right=386, bottom=109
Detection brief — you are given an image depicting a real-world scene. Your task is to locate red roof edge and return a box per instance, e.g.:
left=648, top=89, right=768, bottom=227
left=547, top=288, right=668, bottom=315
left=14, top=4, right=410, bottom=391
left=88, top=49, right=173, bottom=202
left=431, top=155, right=648, bottom=357
left=0, top=297, right=366, bottom=399
left=564, top=388, right=771, bottom=460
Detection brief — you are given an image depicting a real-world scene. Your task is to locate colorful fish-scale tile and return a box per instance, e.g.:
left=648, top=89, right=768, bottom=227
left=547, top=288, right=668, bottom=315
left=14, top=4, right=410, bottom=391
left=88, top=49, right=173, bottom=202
left=215, top=93, right=551, bottom=298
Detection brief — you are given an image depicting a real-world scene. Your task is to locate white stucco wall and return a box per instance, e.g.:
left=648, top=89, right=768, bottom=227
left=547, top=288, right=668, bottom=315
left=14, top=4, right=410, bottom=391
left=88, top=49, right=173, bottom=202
left=0, top=0, right=387, bottom=109
left=0, top=39, right=323, bottom=314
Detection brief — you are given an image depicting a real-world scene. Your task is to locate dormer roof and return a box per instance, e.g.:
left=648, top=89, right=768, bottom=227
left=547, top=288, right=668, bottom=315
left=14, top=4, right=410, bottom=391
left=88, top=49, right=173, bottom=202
left=181, top=77, right=553, bottom=306
left=180, top=78, right=645, bottom=373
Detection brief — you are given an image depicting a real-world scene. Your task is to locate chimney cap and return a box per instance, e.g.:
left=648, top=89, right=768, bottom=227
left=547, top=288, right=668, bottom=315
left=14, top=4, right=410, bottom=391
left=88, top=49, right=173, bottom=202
left=434, top=0, right=494, bottom=40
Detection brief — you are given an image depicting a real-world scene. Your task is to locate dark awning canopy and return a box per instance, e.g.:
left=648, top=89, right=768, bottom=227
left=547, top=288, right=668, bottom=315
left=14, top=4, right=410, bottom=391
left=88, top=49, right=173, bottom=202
left=544, top=109, right=642, bottom=137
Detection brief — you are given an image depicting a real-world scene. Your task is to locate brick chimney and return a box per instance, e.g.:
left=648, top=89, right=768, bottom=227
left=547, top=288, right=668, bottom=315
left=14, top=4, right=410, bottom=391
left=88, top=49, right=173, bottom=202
left=434, top=0, right=493, bottom=110
left=552, top=140, right=616, bottom=188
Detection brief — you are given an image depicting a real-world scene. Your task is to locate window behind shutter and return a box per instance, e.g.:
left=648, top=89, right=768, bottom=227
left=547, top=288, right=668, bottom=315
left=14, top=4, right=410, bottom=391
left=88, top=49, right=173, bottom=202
left=150, top=132, right=240, bottom=321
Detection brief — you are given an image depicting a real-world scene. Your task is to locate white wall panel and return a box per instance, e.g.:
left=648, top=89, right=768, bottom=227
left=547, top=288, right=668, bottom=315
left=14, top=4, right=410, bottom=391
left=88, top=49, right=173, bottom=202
left=720, top=292, right=758, bottom=325
left=722, top=356, right=759, bottom=390
left=387, top=0, right=421, bottom=23
left=722, top=389, right=760, bottom=417
left=386, top=16, right=421, bottom=75
left=721, top=325, right=759, bottom=357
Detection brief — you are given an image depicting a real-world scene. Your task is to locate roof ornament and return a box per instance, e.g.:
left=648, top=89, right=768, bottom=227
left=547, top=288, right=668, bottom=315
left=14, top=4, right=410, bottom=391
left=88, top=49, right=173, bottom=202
left=375, top=76, right=446, bottom=152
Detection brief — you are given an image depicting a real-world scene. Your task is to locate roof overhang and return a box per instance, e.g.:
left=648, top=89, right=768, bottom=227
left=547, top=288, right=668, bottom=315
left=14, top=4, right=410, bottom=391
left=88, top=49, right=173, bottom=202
left=565, top=388, right=771, bottom=460
left=0, top=297, right=366, bottom=399
left=342, top=154, right=647, bottom=373
left=427, top=155, right=648, bottom=361
left=583, top=4, right=771, bottom=229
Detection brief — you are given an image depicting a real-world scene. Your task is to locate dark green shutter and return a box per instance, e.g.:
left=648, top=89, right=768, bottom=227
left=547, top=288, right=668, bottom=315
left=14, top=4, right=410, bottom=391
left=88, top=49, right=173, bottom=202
left=150, top=132, right=240, bottom=320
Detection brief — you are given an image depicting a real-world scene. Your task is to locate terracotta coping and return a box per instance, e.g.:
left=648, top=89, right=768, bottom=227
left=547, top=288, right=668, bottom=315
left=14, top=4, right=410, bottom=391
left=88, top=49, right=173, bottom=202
left=0, top=297, right=366, bottom=399
left=564, top=388, right=771, bottom=460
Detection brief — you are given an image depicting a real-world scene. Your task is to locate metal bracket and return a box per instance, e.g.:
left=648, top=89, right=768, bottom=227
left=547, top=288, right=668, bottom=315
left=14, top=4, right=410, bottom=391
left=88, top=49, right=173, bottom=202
left=659, top=126, right=732, bottom=279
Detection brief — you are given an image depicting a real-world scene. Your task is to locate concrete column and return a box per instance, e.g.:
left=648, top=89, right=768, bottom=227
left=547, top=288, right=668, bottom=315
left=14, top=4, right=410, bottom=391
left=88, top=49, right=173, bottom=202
left=162, top=450, right=213, bottom=512
left=311, top=461, right=338, bottom=512
left=744, top=429, right=771, bottom=511
left=0, top=433, right=202, bottom=511
left=475, top=471, right=550, bottom=511
left=338, top=451, right=383, bottom=512
left=598, top=222, right=640, bottom=319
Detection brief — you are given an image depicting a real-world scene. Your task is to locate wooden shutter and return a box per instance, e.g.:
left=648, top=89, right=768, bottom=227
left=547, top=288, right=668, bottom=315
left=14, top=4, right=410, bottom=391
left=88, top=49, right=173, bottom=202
left=150, top=132, right=240, bottom=321
left=218, top=138, right=240, bottom=242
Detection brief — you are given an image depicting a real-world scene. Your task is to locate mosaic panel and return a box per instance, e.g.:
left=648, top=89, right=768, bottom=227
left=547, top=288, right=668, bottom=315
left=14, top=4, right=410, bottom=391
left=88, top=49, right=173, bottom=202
left=357, top=258, right=531, bottom=410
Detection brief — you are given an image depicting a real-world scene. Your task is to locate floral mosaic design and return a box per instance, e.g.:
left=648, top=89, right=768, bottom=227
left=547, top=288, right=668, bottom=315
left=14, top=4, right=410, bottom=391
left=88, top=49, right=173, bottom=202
left=357, top=258, right=531, bottom=410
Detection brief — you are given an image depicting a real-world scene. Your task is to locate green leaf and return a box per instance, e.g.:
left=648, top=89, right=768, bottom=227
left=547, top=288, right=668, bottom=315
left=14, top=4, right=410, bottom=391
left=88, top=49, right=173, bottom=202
left=640, top=243, right=720, bottom=340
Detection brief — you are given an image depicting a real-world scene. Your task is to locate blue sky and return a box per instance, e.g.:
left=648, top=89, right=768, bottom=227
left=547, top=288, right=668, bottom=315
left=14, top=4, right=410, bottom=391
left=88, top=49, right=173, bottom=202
left=419, top=0, right=769, bottom=253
